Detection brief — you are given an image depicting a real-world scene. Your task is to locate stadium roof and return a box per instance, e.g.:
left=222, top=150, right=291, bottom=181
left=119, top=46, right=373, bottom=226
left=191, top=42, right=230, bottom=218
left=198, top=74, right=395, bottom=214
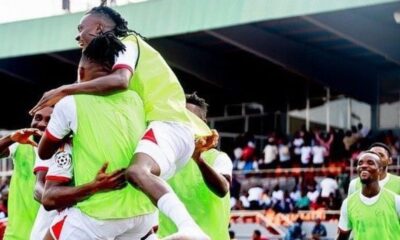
left=1, top=0, right=400, bottom=129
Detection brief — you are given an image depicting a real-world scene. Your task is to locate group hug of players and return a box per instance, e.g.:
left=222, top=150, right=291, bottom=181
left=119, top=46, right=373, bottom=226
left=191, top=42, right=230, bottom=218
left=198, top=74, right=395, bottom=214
left=0, top=3, right=399, bottom=240
left=0, top=3, right=232, bottom=240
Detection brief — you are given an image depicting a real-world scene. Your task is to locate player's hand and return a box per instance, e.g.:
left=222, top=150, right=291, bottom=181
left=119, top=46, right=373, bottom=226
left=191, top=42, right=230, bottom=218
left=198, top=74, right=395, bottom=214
left=29, top=86, right=68, bottom=115
left=93, top=162, right=127, bottom=192
left=192, top=129, right=219, bottom=161
left=10, top=128, right=42, bottom=147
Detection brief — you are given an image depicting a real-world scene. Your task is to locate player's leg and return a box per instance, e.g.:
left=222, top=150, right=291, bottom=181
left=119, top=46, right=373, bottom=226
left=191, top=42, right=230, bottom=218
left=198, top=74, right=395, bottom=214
left=126, top=121, right=209, bottom=240
left=43, top=229, right=54, bottom=240
left=49, top=207, right=129, bottom=240
left=48, top=208, right=94, bottom=240
left=116, top=211, right=158, bottom=240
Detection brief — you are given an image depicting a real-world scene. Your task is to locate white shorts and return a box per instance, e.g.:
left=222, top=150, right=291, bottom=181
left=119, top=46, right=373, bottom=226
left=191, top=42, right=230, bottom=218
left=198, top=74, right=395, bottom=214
left=134, top=121, right=195, bottom=180
left=30, top=205, right=58, bottom=240
left=49, top=208, right=158, bottom=240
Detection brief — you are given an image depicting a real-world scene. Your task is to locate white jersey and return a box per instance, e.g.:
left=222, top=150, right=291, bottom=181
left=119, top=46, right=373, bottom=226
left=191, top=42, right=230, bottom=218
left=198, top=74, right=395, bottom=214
left=30, top=143, right=72, bottom=240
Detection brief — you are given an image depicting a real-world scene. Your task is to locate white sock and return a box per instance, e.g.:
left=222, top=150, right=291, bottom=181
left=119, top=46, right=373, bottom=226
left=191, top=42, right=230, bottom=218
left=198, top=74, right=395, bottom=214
left=157, top=192, right=197, bottom=230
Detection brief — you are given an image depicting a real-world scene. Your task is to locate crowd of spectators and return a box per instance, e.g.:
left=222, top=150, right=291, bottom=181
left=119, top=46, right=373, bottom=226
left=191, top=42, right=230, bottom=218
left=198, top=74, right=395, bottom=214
left=228, top=123, right=400, bottom=214
left=230, top=173, right=342, bottom=213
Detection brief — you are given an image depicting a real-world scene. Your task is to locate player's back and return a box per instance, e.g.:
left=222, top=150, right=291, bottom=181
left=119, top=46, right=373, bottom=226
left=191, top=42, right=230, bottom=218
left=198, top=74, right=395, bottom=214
left=71, top=91, right=155, bottom=219
left=123, top=35, right=210, bottom=137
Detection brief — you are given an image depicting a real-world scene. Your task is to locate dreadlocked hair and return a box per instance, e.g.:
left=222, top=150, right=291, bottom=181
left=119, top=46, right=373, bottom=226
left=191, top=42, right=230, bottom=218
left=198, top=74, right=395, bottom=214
left=83, top=31, right=126, bottom=69
left=186, top=92, right=208, bottom=114
left=87, top=5, right=145, bottom=39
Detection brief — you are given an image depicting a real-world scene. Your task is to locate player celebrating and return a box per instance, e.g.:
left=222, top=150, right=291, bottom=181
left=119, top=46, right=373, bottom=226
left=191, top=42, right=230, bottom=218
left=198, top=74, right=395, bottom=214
left=38, top=32, right=156, bottom=239
left=348, top=142, right=400, bottom=194
left=0, top=108, right=52, bottom=240
left=158, top=92, right=232, bottom=239
left=32, top=3, right=214, bottom=239
left=337, top=151, right=400, bottom=240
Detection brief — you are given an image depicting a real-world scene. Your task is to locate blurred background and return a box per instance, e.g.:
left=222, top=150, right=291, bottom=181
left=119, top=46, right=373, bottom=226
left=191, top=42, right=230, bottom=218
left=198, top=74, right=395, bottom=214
left=1, top=0, right=400, bottom=239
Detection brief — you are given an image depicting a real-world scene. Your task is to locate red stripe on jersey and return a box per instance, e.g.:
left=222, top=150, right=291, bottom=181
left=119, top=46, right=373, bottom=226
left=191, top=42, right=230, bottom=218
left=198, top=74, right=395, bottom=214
left=112, top=64, right=133, bottom=74
left=51, top=215, right=67, bottom=240
left=46, top=175, right=71, bottom=183
left=33, top=166, right=49, bottom=174
left=142, top=129, right=158, bottom=145
left=45, top=129, right=62, bottom=142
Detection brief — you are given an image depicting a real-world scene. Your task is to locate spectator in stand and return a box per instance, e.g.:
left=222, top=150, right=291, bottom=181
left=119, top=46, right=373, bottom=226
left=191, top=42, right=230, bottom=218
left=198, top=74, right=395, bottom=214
left=357, top=123, right=369, bottom=139
left=300, top=125, right=313, bottom=146
left=300, top=140, right=312, bottom=167
left=343, top=130, right=354, bottom=152
left=311, top=141, right=326, bottom=168
left=232, top=134, right=245, bottom=169
left=278, top=138, right=291, bottom=168
left=273, top=191, right=294, bottom=213
left=272, top=185, right=284, bottom=204
left=261, top=189, right=272, bottom=209
left=295, top=189, right=310, bottom=210
left=320, top=174, right=338, bottom=200
left=314, top=129, right=334, bottom=159
left=307, top=184, right=320, bottom=207
left=292, top=131, right=304, bottom=164
left=311, top=218, right=327, bottom=240
left=239, top=192, right=251, bottom=209
left=237, top=157, right=257, bottom=172
left=290, top=186, right=301, bottom=203
left=344, top=126, right=362, bottom=154
left=247, top=185, right=264, bottom=210
left=252, top=229, right=268, bottom=240
left=263, top=138, right=278, bottom=169
left=285, top=218, right=305, bottom=240
left=231, top=197, right=246, bottom=210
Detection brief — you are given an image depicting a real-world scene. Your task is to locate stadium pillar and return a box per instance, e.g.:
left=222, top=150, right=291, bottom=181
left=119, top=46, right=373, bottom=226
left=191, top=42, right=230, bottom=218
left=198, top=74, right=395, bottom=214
left=347, top=98, right=352, bottom=129
left=286, top=103, right=290, bottom=135
left=306, top=84, right=310, bottom=131
left=371, top=78, right=380, bottom=131
left=326, top=87, right=330, bottom=131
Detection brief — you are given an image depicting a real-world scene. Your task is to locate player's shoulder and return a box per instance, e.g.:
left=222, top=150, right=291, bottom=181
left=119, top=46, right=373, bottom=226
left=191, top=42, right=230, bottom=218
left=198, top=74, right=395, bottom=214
left=347, top=190, right=359, bottom=202
left=389, top=173, right=400, bottom=181
left=349, top=177, right=359, bottom=184
left=120, top=34, right=138, bottom=45
left=55, top=96, right=75, bottom=109
left=382, top=188, right=397, bottom=197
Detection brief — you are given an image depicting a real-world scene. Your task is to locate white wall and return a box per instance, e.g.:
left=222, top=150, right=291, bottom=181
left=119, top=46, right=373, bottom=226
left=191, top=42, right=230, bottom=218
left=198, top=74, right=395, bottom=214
left=289, top=98, right=371, bottom=129
left=379, top=101, right=400, bottom=129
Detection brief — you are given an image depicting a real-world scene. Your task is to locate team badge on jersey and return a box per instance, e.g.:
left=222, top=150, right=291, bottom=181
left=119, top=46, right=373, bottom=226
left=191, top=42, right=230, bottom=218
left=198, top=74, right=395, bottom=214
left=55, top=151, right=72, bottom=169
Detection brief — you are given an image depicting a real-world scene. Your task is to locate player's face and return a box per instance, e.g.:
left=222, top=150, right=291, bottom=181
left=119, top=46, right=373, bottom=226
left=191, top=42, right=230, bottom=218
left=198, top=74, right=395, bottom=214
left=370, top=146, right=392, bottom=165
left=31, top=107, right=53, bottom=132
left=357, top=154, right=381, bottom=184
left=76, top=14, right=100, bottom=49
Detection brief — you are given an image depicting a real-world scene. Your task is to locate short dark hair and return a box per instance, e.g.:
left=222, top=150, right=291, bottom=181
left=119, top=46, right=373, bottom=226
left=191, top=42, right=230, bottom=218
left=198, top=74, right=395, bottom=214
left=186, top=92, right=208, bottom=114
left=254, top=230, right=261, bottom=236
left=82, top=31, right=126, bottom=69
left=369, top=142, right=392, bottom=159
